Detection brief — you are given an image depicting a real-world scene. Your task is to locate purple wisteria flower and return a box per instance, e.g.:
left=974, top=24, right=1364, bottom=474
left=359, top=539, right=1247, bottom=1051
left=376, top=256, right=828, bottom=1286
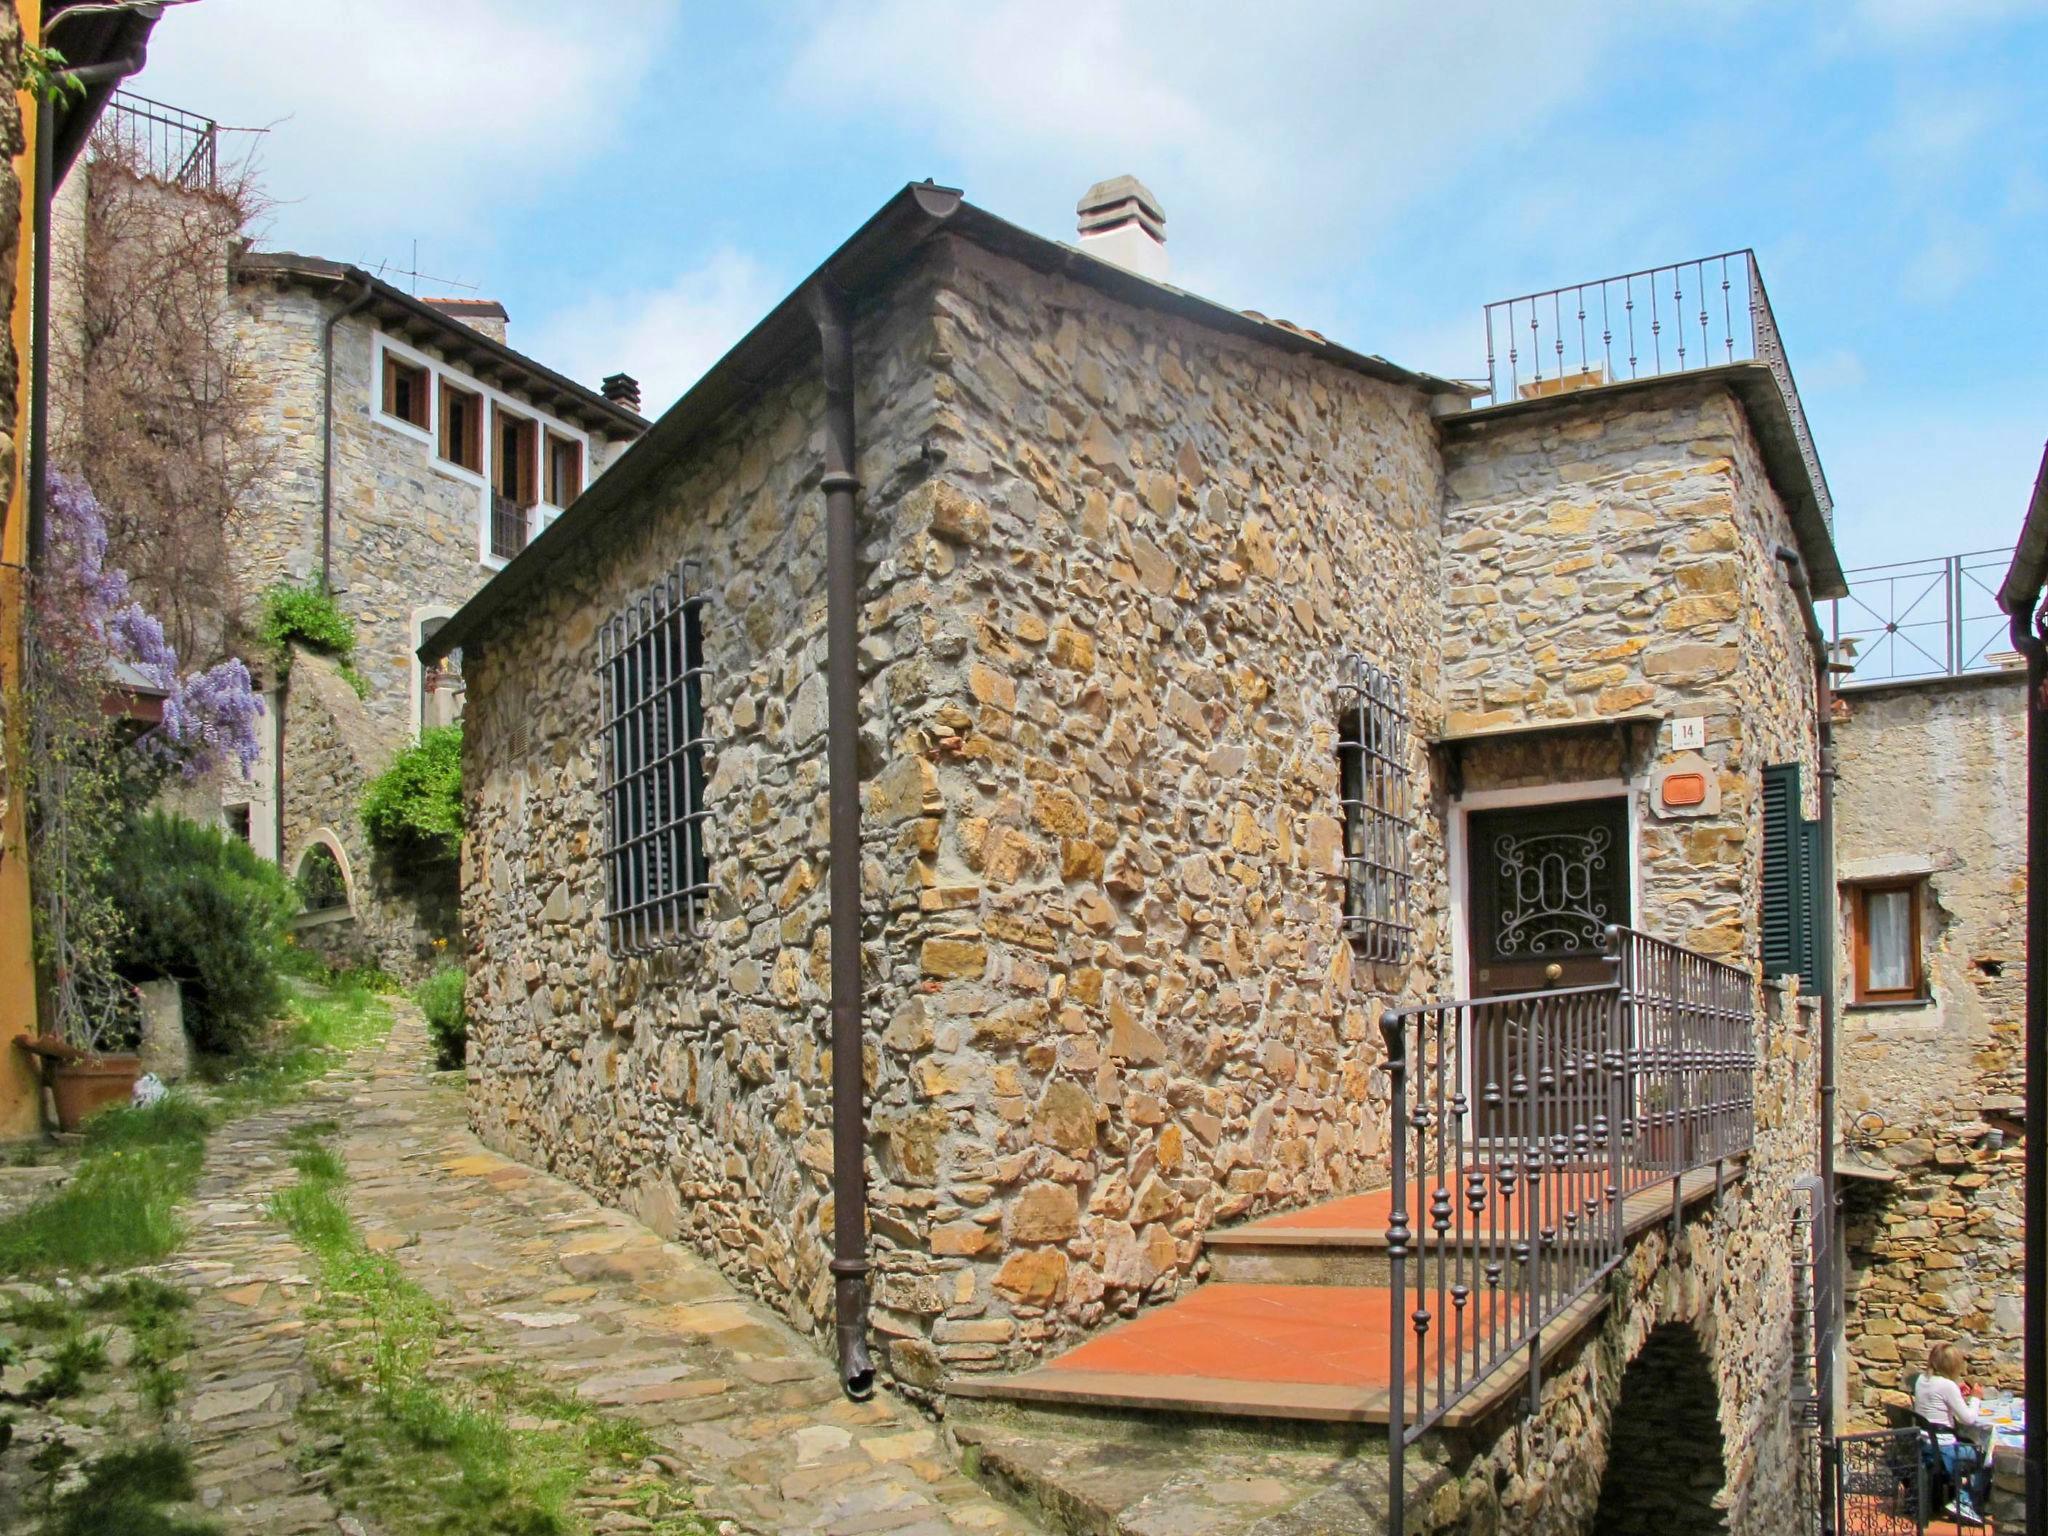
left=40, top=470, right=265, bottom=779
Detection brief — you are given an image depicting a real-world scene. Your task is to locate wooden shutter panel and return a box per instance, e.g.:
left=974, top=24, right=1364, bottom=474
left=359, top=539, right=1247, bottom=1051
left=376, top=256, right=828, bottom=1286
left=1761, top=763, right=1801, bottom=980
left=1797, top=815, right=1825, bottom=992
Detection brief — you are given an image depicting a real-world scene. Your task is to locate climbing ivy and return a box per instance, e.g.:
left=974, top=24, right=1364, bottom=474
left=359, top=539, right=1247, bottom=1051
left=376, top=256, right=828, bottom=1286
left=359, top=725, right=463, bottom=861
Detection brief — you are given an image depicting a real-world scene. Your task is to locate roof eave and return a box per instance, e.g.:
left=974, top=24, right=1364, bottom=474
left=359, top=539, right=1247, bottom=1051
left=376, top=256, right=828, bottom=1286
left=233, top=253, right=648, bottom=439
left=1996, top=441, right=2048, bottom=619
left=421, top=182, right=1472, bottom=667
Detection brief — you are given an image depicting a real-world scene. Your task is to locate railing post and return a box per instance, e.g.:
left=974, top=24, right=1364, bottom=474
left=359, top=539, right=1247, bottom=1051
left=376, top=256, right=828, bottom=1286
left=1381, top=1007, right=1410, bottom=1536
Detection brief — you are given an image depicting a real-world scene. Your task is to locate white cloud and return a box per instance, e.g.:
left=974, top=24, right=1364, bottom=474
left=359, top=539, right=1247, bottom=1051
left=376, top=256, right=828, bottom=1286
left=1857, top=0, right=2046, bottom=42
left=784, top=0, right=1708, bottom=317
left=522, top=249, right=783, bottom=418
left=130, top=0, right=680, bottom=264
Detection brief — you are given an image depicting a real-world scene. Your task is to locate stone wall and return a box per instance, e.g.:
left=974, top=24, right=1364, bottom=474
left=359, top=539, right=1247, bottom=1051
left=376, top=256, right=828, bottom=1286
left=878, top=237, right=1449, bottom=1383
left=1439, top=382, right=1824, bottom=957
left=279, top=647, right=457, bottom=978
left=1831, top=671, right=2027, bottom=1417
left=458, top=250, right=948, bottom=1355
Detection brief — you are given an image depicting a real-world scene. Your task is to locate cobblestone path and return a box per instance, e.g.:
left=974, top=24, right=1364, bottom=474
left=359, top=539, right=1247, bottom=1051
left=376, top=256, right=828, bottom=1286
left=171, top=1002, right=1034, bottom=1536
left=169, top=1065, right=369, bottom=1532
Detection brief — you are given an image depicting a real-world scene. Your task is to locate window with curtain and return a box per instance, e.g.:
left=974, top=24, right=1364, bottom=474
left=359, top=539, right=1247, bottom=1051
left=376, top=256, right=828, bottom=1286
left=1850, top=881, right=1923, bottom=1003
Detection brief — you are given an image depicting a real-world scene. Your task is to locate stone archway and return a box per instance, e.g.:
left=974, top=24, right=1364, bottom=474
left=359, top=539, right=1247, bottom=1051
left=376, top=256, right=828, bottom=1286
left=1591, top=1322, right=1731, bottom=1535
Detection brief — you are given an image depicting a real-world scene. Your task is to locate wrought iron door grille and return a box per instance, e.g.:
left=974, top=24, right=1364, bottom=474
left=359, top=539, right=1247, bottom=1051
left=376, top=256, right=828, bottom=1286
left=597, top=560, right=711, bottom=953
left=1381, top=926, right=1757, bottom=1533
left=1336, top=655, right=1414, bottom=963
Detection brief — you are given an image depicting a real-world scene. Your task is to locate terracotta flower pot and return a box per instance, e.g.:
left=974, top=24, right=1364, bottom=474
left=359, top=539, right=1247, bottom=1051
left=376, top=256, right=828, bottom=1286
left=51, top=1054, right=143, bottom=1131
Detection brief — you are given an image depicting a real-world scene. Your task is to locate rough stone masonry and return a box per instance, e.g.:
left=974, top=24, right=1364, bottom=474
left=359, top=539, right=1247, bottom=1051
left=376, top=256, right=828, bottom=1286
left=454, top=211, right=1830, bottom=1536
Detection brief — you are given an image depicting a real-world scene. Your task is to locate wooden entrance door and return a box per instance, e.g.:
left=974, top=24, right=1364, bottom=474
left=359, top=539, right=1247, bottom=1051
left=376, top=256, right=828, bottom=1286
left=1465, top=798, right=1631, bottom=1146
left=1466, top=797, right=1631, bottom=997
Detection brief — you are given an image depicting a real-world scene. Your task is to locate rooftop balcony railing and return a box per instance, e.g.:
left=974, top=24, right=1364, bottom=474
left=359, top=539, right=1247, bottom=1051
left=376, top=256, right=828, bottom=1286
left=1380, top=926, right=1756, bottom=1532
left=92, top=91, right=218, bottom=192
left=1826, top=548, right=2021, bottom=687
left=1479, top=249, right=1832, bottom=530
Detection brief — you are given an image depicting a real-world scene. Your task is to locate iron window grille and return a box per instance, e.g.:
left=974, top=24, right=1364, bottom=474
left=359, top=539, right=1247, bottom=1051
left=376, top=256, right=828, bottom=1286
left=598, top=561, right=711, bottom=953
left=1336, top=655, right=1414, bottom=963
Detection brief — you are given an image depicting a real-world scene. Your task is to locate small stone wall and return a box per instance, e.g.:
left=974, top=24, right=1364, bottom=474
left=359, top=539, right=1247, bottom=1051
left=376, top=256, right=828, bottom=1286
left=1831, top=673, right=2027, bottom=1417
left=280, top=647, right=457, bottom=979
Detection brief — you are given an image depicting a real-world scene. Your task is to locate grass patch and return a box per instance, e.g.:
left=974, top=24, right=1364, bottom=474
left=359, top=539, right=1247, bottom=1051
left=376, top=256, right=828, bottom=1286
left=0, top=984, right=390, bottom=1280
left=2, top=1276, right=196, bottom=1417
left=273, top=1132, right=709, bottom=1536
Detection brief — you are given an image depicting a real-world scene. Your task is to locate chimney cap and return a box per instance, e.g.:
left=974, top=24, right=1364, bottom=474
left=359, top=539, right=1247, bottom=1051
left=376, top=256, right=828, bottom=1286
left=423, top=296, right=509, bottom=322
left=602, top=372, right=642, bottom=411
left=1077, top=175, right=1164, bottom=240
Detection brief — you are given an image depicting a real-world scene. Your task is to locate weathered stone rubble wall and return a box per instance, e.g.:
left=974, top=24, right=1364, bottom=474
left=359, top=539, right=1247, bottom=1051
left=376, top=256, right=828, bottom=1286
left=874, top=237, right=1449, bottom=1382
left=1439, top=383, right=1822, bottom=954
left=1419, top=992, right=1822, bottom=1536
left=457, top=254, right=947, bottom=1353
left=1831, top=672, right=2026, bottom=1417
left=279, top=648, right=457, bottom=979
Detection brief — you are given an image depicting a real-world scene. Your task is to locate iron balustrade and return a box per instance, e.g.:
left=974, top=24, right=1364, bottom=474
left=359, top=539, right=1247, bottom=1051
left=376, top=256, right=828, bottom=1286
left=1826, top=548, right=2019, bottom=686
left=490, top=493, right=531, bottom=561
left=1381, top=925, right=1757, bottom=1533
left=1479, top=249, right=1831, bottom=531
left=93, top=91, right=219, bottom=192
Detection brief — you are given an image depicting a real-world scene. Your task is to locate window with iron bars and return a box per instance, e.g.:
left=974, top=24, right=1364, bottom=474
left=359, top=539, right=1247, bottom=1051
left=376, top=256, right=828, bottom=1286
left=1336, top=656, right=1414, bottom=963
left=598, top=561, right=711, bottom=953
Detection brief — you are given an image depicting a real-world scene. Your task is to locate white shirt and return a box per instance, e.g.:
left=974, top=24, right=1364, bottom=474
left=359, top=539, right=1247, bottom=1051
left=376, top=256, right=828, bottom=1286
left=1915, top=1373, right=1982, bottom=1432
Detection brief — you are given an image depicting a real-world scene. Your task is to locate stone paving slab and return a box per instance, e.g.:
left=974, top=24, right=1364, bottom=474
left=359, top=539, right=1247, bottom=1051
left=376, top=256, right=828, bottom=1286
left=335, top=1009, right=1033, bottom=1536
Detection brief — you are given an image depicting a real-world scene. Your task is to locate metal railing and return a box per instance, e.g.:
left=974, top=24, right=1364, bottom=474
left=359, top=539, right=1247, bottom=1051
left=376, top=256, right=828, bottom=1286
left=1829, top=1429, right=1930, bottom=1534
left=92, top=91, right=218, bottom=192
left=490, top=493, right=531, bottom=561
left=1826, top=549, right=2019, bottom=686
left=1480, top=249, right=1832, bottom=529
left=1381, top=925, right=1756, bottom=1532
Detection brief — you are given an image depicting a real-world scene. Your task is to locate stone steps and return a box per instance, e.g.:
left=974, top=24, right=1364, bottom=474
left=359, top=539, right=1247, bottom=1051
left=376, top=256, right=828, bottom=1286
left=943, top=1163, right=1745, bottom=1529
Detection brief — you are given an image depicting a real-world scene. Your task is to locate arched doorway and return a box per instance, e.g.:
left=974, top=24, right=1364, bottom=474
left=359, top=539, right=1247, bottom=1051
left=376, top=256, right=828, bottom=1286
left=1591, top=1323, right=1730, bottom=1534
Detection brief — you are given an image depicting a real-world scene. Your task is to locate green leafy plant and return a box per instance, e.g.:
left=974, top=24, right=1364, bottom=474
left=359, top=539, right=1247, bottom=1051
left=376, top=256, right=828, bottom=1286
left=113, top=812, right=299, bottom=1056
left=23, top=44, right=86, bottom=106
left=413, top=964, right=468, bottom=1071
left=360, top=724, right=463, bottom=861
left=258, top=581, right=372, bottom=696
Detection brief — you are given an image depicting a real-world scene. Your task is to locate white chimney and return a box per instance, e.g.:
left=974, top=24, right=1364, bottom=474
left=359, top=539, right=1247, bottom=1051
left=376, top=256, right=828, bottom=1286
left=1077, top=175, right=1167, bottom=282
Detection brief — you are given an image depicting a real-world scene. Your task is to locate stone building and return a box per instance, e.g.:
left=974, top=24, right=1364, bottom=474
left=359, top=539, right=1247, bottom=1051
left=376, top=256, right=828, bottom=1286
left=1828, top=653, right=2027, bottom=1419
left=425, top=181, right=1845, bottom=1531
left=225, top=253, right=645, bottom=975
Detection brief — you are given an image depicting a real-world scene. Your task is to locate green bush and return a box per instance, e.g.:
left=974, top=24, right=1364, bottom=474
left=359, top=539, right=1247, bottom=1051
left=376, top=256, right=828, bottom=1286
left=259, top=580, right=356, bottom=660
left=361, top=725, right=463, bottom=861
left=261, top=580, right=371, bottom=696
left=112, top=812, right=298, bottom=1055
left=413, top=965, right=467, bottom=1070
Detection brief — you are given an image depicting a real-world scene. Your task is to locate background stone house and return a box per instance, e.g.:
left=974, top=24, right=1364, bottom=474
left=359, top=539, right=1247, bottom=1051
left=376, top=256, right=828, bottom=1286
left=224, top=254, right=645, bottom=975
left=1829, top=658, right=2027, bottom=1417
left=426, top=182, right=1842, bottom=1530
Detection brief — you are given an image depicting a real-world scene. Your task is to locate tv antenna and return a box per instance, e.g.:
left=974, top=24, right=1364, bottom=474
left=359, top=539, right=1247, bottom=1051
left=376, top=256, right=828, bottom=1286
left=371, top=239, right=479, bottom=298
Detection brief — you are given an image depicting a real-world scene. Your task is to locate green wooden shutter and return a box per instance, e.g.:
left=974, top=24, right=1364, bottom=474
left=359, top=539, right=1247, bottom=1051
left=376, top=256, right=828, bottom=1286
left=1761, top=763, right=1802, bottom=981
left=1797, top=815, right=1825, bottom=993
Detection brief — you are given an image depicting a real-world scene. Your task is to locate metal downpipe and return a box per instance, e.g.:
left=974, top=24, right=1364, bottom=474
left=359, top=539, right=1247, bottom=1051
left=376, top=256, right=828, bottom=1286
left=2006, top=596, right=2047, bottom=1536
left=1778, top=544, right=1840, bottom=1492
left=319, top=276, right=376, bottom=590
left=811, top=281, right=873, bottom=1401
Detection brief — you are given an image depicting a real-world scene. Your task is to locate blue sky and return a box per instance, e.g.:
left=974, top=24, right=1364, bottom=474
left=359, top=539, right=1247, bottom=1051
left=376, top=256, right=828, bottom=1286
left=139, top=0, right=2047, bottom=569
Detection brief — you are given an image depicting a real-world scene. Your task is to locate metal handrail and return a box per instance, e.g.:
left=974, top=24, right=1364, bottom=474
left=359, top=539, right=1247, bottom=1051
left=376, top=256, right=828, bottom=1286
left=1381, top=924, right=1756, bottom=1532
left=92, top=91, right=219, bottom=192
left=1479, top=249, right=1832, bottom=530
